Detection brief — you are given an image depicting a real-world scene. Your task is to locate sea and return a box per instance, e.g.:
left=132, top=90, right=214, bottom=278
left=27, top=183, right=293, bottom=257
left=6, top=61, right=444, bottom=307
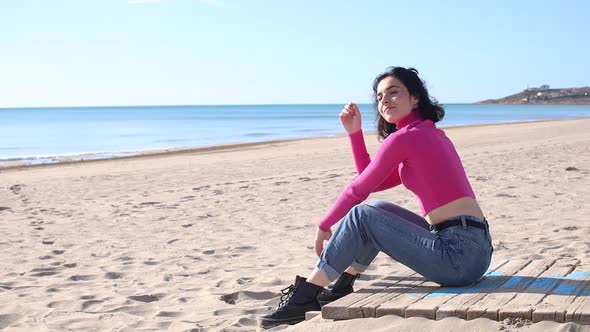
left=1, top=103, right=589, bottom=166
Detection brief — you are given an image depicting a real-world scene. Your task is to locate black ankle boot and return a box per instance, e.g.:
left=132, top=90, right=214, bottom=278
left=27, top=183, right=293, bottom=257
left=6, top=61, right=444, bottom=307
left=258, top=276, right=322, bottom=328
left=317, top=272, right=360, bottom=306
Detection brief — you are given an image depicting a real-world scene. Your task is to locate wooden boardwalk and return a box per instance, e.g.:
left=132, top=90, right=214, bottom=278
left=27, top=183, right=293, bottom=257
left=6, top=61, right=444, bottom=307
left=321, top=259, right=590, bottom=323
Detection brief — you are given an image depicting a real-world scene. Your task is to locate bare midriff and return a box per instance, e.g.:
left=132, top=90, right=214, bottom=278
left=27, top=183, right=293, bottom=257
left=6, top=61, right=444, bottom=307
left=425, top=197, right=485, bottom=225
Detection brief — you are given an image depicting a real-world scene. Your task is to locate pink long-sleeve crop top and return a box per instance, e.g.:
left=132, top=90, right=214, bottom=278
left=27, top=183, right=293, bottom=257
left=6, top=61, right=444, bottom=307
left=317, top=110, right=475, bottom=232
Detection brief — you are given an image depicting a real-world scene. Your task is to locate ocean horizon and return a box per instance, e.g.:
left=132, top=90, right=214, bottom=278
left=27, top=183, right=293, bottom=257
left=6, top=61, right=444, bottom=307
left=2, top=103, right=590, bottom=166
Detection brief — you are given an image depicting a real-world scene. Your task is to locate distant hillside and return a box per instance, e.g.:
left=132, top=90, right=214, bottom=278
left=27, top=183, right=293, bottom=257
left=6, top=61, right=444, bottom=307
left=476, top=86, right=590, bottom=104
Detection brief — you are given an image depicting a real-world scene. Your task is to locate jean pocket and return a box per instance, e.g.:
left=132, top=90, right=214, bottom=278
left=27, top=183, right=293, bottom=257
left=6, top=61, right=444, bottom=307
left=449, top=228, right=491, bottom=253
left=442, top=230, right=492, bottom=285
left=460, top=236, right=491, bottom=255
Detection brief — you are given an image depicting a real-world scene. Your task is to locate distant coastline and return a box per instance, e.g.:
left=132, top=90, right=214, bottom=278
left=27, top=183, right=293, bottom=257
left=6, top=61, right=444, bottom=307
left=476, top=86, right=590, bottom=104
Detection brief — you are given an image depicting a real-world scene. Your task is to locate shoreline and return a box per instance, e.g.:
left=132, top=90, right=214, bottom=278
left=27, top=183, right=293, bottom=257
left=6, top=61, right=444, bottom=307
left=2, top=116, right=589, bottom=172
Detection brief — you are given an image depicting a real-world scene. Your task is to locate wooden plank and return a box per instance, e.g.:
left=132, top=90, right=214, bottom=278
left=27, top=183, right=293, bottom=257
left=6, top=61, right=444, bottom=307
left=305, top=311, right=321, bottom=321
left=374, top=278, right=439, bottom=318
left=565, top=291, right=590, bottom=323
left=404, top=259, right=509, bottom=319
left=565, top=266, right=590, bottom=323
left=466, top=259, right=555, bottom=320
left=498, top=259, right=578, bottom=321
left=532, top=264, right=590, bottom=323
left=321, top=266, right=415, bottom=320
left=436, top=259, right=532, bottom=320
left=347, top=257, right=492, bottom=319
left=345, top=272, right=425, bottom=319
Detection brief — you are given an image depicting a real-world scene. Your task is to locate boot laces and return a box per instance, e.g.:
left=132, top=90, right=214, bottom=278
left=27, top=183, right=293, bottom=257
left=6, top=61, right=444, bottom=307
left=278, top=284, right=296, bottom=307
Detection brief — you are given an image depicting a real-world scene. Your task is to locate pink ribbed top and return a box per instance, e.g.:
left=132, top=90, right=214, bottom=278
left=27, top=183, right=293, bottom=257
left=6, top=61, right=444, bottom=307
left=317, top=110, right=475, bottom=231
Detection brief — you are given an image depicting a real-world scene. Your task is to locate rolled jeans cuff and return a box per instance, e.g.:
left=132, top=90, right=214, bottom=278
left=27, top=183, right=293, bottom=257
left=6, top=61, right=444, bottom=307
left=315, top=259, right=340, bottom=282
left=351, top=260, right=370, bottom=273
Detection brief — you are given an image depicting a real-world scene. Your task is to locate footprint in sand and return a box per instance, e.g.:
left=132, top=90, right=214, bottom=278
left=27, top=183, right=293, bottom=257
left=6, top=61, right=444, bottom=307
left=81, top=300, right=104, bottom=311
left=494, top=241, right=508, bottom=250
left=30, top=267, right=61, bottom=277
left=219, top=293, right=238, bottom=305
left=9, top=184, right=24, bottom=195
left=139, top=201, right=161, bottom=206
left=128, top=294, right=163, bottom=303
left=91, top=252, right=111, bottom=258
left=196, top=269, right=210, bottom=275
left=156, top=311, right=182, bottom=318
left=0, top=314, right=22, bottom=329
left=213, top=307, right=261, bottom=316
left=258, top=278, right=282, bottom=287
left=231, top=317, right=259, bottom=328
left=0, top=282, right=14, bottom=291
left=218, top=291, right=277, bottom=305
left=143, top=260, right=160, bottom=266
left=68, top=275, right=97, bottom=281
left=237, top=277, right=253, bottom=285
left=232, top=246, right=256, bottom=251
left=495, top=193, right=518, bottom=198
left=192, top=185, right=211, bottom=191
left=104, top=272, right=123, bottom=279
left=47, top=300, right=79, bottom=310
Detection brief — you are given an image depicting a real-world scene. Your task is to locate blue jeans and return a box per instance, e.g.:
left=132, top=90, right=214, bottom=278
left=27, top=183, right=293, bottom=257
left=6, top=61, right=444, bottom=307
left=316, top=200, right=493, bottom=287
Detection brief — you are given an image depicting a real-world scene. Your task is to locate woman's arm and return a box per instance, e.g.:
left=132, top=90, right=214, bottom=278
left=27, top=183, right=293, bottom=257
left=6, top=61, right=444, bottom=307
left=348, top=130, right=370, bottom=174
left=318, top=131, right=410, bottom=231
left=349, top=130, right=402, bottom=192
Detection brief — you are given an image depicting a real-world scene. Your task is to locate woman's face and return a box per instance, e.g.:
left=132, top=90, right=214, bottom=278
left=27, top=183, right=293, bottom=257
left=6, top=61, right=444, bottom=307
left=376, top=75, right=418, bottom=124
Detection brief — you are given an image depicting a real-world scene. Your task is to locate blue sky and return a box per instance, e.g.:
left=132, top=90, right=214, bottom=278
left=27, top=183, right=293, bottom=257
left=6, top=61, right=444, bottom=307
left=1, top=0, right=589, bottom=107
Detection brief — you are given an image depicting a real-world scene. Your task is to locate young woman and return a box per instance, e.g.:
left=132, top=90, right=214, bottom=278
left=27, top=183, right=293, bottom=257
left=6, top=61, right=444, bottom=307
left=258, top=67, right=493, bottom=327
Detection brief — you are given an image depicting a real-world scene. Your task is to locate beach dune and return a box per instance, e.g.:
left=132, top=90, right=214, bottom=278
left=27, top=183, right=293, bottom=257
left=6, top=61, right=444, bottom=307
left=1, top=119, right=589, bottom=331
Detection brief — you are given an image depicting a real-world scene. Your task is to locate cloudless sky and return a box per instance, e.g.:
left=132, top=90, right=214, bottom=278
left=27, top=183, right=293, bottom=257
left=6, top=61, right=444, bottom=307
left=1, top=0, right=589, bottom=107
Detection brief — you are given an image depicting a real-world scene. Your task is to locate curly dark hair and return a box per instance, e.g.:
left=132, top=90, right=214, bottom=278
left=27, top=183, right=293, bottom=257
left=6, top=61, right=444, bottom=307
left=372, top=67, right=445, bottom=140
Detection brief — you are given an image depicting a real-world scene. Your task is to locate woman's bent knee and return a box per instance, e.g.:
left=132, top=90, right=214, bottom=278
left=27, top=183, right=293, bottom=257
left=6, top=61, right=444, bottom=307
left=368, top=199, right=394, bottom=209
left=343, top=204, right=372, bottom=230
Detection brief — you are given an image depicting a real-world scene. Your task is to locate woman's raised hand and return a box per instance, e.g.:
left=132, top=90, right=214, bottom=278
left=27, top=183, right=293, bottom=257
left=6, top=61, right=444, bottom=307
left=339, top=102, right=362, bottom=135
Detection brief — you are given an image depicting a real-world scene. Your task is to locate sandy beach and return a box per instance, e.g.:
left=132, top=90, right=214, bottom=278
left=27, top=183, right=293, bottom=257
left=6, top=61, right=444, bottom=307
left=1, top=118, right=589, bottom=331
